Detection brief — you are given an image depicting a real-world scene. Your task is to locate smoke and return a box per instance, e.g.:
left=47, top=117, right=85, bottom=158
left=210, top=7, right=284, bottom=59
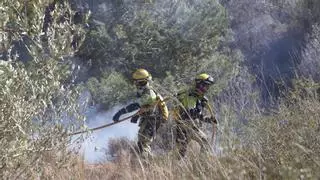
left=224, top=0, right=305, bottom=103
left=299, top=24, right=320, bottom=81
left=73, top=93, right=139, bottom=163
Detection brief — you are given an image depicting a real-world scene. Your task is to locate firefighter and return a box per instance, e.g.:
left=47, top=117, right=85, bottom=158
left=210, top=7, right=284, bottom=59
left=173, top=73, right=217, bottom=158
left=112, top=69, right=169, bottom=157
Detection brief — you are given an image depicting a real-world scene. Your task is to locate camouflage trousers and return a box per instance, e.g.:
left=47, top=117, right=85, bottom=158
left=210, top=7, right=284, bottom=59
left=176, top=120, right=211, bottom=158
left=137, top=115, right=162, bottom=158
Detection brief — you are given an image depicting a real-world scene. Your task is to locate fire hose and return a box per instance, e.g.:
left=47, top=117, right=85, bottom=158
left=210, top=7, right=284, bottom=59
left=68, top=96, right=217, bottom=141
left=68, top=110, right=142, bottom=136
left=205, top=103, right=217, bottom=146
left=67, top=96, right=170, bottom=136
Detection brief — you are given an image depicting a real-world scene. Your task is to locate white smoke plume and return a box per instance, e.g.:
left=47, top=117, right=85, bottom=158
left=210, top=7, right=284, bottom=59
left=80, top=105, right=139, bottom=163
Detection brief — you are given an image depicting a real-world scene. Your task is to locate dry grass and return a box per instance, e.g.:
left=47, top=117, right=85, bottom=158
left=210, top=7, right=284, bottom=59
left=44, top=88, right=320, bottom=180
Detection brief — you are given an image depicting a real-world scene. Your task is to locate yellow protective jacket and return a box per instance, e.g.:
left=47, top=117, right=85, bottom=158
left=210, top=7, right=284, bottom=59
left=173, top=88, right=209, bottom=121
left=137, top=87, right=169, bottom=121
left=113, top=86, right=169, bottom=123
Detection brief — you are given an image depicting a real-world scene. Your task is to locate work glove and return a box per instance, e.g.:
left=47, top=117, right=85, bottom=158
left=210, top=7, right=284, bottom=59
left=189, top=108, right=201, bottom=118
left=203, top=116, right=217, bottom=124
left=130, top=115, right=139, bottom=123
left=113, top=108, right=126, bottom=122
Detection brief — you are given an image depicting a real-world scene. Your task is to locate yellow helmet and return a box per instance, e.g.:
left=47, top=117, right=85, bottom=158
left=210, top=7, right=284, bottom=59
left=132, top=68, right=152, bottom=81
left=195, top=73, right=214, bottom=85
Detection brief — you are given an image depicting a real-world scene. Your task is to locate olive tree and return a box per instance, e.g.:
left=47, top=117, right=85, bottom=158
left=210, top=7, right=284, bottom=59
left=0, top=0, right=88, bottom=178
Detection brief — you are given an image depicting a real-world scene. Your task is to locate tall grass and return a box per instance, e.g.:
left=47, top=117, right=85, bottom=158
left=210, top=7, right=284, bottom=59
left=42, top=79, right=320, bottom=180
